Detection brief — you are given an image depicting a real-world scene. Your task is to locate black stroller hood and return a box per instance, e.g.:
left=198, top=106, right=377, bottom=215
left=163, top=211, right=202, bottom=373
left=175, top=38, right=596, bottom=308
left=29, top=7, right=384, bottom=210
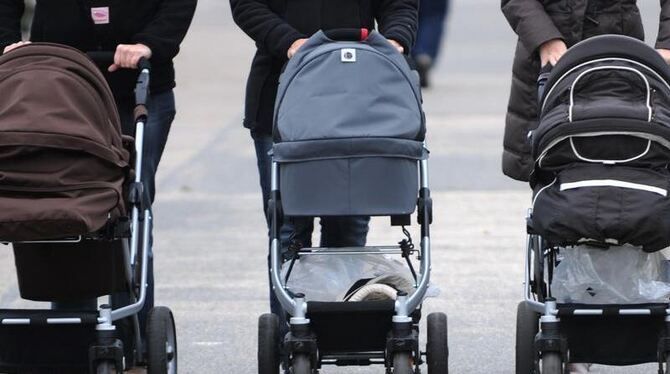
left=533, top=35, right=670, bottom=162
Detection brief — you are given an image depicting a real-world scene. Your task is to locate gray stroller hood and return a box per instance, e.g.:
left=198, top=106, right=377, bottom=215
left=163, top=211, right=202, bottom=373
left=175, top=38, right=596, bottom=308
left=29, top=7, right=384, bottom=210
left=273, top=30, right=425, bottom=162
left=272, top=30, right=426, bottom=217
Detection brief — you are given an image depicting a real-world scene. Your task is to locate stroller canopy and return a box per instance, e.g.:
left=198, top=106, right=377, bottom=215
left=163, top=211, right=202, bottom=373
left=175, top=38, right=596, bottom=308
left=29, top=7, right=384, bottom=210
left=0, top=44, right=129, bottom=241
left=533, top=35, right=670, bottom=166
left=273, top=30, right=425, bottom=163
left=0, top=43, right=127, bottom=166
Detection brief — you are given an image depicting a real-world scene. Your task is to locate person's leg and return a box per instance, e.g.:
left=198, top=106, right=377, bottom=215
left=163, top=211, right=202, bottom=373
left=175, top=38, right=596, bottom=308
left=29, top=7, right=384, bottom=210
left=413, top=0, right=449, bottom=87
left=319, top=216, right=371, bottom=247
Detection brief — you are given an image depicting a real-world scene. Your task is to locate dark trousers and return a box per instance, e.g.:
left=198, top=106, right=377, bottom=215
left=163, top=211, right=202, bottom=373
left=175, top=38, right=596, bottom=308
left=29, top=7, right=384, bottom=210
left=413, top=0, right=450, bottom=60
left=251, top=131, right=370, bottom=319
left=53, top=90, right=175, bottom=342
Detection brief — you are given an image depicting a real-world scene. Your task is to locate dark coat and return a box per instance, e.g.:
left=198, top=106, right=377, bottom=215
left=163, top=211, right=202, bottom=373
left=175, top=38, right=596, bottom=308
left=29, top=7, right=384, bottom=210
left=230, top=0, right=418, bottom=135
left=501, top=0, right=670, bottom=181
left=0, top=0, right=197, bottom=98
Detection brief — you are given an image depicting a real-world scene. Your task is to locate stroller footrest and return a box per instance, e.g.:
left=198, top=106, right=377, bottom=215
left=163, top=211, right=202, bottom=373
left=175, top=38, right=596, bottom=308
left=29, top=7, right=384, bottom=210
left=556, top=303, right=668, bottom=317
left=0, top=309, right=99, bottom=326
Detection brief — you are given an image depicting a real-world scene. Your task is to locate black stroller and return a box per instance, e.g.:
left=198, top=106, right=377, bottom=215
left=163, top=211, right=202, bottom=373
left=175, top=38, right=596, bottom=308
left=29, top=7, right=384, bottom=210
left=258, top=29, right=448, bottom=374
left=518, top=35, right=670, bottom=373
left=0, top=44, right=176, bottom=373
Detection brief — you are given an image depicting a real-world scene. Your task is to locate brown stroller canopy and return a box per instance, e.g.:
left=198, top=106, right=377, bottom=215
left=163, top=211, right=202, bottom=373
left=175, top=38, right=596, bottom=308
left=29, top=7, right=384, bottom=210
left=0, top=43, right=130, bottom=241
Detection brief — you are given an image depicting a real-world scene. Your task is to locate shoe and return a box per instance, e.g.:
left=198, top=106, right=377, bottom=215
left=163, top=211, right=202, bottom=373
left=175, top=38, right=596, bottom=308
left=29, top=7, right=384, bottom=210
left=414, top=53, right=433, bottom=88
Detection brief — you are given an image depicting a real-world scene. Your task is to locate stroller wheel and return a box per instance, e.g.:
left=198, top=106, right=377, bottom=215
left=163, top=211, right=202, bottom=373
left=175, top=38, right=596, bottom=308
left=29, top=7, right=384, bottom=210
left=426, top=312, right=448, bottom=374
left=291, top=353, right=312, bottom=374
left=258, top=313, right=280, bottom=374
left=96, top=361, right=118, bottom=374
left=146, top=307, right=178, bottom=374
left=541, top=352, right=563, bottom=374
left=392, top=352, right=414, bottom=374
left=516, top=301, right=539, bottom=374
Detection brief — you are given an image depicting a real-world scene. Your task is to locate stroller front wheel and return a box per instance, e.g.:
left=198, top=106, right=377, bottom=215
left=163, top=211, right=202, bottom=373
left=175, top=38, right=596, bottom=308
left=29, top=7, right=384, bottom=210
left=146, top=306, right=178, bottom=374
left=516, top=301, right=540, bottom=374
left=95, top=361, right=118, bottom=374
left=258, top=313, right=280, bottom=374
left=392, top=352, right=414, bottom=374
left=541, top=352, right=563, bottom=374
left=291, top=353, right=312, bottom=374
left=426, top=312, right=448, bottom=374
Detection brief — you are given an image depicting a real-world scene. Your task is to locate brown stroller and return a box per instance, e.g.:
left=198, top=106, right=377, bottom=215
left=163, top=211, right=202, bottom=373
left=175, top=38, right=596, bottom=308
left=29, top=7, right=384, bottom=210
left=0, top=43, right=176, bottom=374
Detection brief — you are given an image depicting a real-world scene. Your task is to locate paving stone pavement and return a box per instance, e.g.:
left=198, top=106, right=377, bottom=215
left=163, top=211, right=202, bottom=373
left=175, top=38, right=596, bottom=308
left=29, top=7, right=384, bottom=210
left=0, top=0, right=668, bottom=373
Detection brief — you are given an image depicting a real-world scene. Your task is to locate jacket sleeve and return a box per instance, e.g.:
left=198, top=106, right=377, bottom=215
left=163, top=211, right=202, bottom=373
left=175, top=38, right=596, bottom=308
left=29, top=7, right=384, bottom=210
left=501, top=0, right=563, bottom=53
left=657, top=0, right=670, bottom=49
left=130, top=0, right=197, bottom=63
left=0, top=0, right=23, bottom=51
left=229, top=0, right=305, bottom=58
left=375, top=0, right=418, bottom=53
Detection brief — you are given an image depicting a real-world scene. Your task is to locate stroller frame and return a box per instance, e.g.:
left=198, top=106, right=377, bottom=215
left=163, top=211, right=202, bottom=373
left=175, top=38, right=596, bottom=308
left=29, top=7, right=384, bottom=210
left=521, top=209, right=670, bottom=373
left=267, top=151, right=436, bottom=372
left=0, top=58, right=165, bottom=374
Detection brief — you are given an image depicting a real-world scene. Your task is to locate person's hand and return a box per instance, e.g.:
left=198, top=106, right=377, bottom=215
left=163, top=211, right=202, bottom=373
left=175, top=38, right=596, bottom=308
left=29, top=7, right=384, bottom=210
left=108, top=44, right=152, bottom=72
left=3, top=41, right=31, bottom=54
left=539, top=39, right=567, bottom=67
left=287, top=38, right=308, bottom=59
left=388, top=39, right=404, bottom=54
left=658, top=48, right=670, bottom=65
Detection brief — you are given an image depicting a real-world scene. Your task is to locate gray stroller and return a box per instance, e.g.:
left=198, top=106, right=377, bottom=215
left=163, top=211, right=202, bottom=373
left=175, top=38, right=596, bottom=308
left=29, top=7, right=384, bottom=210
left=258, top=29, right=448, bottom=374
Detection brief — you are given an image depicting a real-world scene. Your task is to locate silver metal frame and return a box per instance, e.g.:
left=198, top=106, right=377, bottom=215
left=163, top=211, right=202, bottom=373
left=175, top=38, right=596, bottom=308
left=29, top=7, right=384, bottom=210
left=269, top=155, right=432, bottom=324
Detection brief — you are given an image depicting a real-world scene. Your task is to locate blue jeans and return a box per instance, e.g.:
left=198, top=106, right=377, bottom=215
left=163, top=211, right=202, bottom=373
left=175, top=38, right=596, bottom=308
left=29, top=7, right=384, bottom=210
left=54, top=91, right=176, bottom=345
left=251, top=132, right=370, bottom=318
left=413, top=0, right=450, bottom=60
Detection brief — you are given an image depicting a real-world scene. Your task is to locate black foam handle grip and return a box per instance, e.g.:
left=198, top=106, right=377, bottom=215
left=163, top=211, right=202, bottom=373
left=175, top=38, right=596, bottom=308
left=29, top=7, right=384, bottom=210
left=537, top=64, right=553, bottom=103
left=86, top=52, right=151, bottom=72
left=324, top=28, right=369, bottom=42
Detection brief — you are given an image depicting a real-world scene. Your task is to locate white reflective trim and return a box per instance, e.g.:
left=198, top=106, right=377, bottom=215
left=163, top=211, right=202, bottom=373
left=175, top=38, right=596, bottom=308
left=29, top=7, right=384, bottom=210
left=569, top=136, right=651, bottom=165
left=542, top=57, right=670, bottom=112
left=47, top=318, right=82, bottom=324
left=1, top=319, right=30, bottom=325
left=560, top=179, right=667, bottom=196
left=537, top=131, right=670, bottom=168
left=532, top=178, right=557, bottom=208
left=568, top=65, right=652, bottom=123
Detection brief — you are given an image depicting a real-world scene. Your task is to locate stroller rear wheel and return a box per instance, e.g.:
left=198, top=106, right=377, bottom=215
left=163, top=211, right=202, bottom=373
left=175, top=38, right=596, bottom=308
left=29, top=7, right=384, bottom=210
left=258, top=313, right=281, bottom=374
left=291, top=353, right=312, bottom=374
left=392, top=352, right=414, bottom=374
left=516, top=301, right=539, bottom=374
left=426, top=312, right=448, bottom=374
left=541, top=352, right=563, bottom=374
left=146, top=306, right=178, bottom=374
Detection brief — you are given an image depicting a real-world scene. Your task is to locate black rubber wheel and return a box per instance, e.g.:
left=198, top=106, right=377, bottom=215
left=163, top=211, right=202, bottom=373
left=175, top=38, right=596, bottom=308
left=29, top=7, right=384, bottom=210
left=516, top=301, right=540, bottom=374
left=392, top=352, right=414, bottom=374
left=96, top=361, right=117, bottom=374
left=258, top=313, right=280, bottom=374
left=426, top=312, right=448, bottom=374
left=291, top=353, right=312, bottom=374
left=146, top=306, right=178, bottom=374
left=541, top=352, right=563, bottom=374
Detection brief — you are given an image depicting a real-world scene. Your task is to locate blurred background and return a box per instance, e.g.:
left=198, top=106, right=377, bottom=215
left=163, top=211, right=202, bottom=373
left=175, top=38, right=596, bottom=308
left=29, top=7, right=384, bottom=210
left=0, top=0, right=666, bottom=373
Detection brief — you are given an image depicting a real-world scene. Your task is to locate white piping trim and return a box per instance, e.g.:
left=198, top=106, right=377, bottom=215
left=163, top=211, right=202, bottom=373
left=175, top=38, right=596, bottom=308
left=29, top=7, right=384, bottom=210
left=542, top=57, right=670, bottom=112
left=537, top=131, right=670, bottom=168
left=568, top=65, right=652, bottom=122
left=560, top=179, right=667, bottom=196
left=568, top=136, right=651, bottom=164
left=532, top=178, right=557, bottom=208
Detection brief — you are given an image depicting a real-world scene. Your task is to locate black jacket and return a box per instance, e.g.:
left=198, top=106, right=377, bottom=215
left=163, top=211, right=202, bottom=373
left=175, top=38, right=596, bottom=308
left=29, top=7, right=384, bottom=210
left=0, top=0, right=197, bottom=99
left=501, top=0, right=670, bottom=181
left=230, top=0, right=418, bottom=135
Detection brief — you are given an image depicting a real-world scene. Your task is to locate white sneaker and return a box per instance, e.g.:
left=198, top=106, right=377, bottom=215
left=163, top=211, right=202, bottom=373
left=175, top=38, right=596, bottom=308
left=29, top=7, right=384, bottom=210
left=567, top=363, right=592, bottom=374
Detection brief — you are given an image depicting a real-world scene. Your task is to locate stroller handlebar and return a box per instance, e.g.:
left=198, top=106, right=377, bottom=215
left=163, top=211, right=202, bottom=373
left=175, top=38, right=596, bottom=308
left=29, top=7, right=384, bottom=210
left=86, top=51, right=151, bottom=116
left=323, top=28, right=370, bottom=42
left=537, top=63, right=553, bottom=107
